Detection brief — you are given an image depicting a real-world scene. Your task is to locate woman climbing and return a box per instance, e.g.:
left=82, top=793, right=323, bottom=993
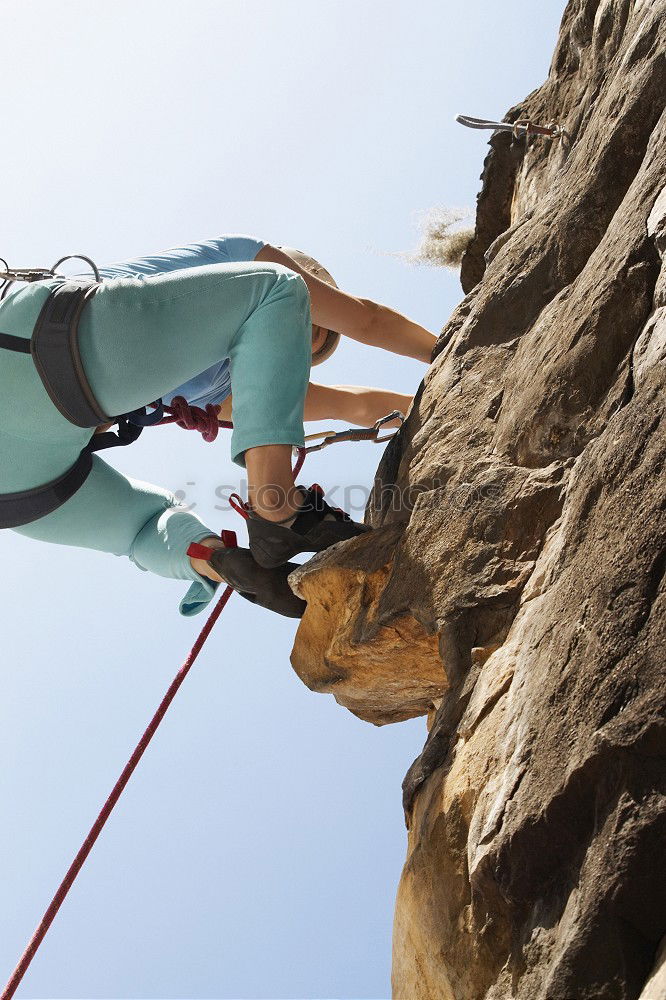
left=0, top=235, right=435, bottom=618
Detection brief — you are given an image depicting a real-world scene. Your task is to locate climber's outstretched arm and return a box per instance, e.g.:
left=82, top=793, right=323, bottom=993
left=254, top=244, right=436, bottom=363
left=217, top=384, right=410, bottom=428
left=303, top=383, right=410, bottom=426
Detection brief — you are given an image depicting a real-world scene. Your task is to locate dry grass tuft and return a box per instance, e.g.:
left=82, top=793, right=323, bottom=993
left=396, top=207, right=475, bottom=269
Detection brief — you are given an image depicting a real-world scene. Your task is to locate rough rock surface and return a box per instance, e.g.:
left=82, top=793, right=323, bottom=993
left=290, top=0, right=665, bottom=996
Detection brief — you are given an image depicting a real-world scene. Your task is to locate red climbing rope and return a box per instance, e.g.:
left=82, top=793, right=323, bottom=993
left=159, top=395, right=231, bottom=443
left=158, top=397, right=307, bottom=475
left=1, top=580, right=234, bottom=1000
left=2, top=397, right=393, bottom=994
left=1, top=398, right=312, bottom=996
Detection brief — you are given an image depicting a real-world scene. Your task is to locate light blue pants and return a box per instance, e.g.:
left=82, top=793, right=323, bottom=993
left=0, top=249, right=312, bottom=615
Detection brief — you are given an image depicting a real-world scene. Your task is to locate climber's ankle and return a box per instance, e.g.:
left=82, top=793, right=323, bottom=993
left=249, top=485, right=305, bottom=524
left=189, top=536, right=227, bottom=582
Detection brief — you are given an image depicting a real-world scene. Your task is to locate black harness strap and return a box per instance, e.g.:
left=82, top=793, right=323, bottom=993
left=88, top=416, right=144, bottom=453
left=0, top=276, right=152, bottom=528
left=0, top=450, right=93, bottom=529
left=0, top=420, right=146, bottom=528
left=31, top=281, right=110, bottom=428
left=0, top=332, right=31, bottom=354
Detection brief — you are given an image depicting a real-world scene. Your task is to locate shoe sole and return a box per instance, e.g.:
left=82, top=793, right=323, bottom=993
left=210, top=547, right=306, bottom=618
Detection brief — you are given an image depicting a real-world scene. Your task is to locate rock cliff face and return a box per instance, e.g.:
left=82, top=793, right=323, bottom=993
left=289, top=1, right=665, bottom=996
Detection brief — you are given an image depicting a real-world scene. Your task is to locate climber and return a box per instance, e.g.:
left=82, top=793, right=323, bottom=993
left=0, top=235, right=436, bottom=618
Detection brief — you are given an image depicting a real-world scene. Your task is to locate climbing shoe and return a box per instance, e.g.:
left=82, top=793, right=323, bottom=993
left=247, top=483, right=371, bottom=569
left=187, top=536, right=306, bottom=619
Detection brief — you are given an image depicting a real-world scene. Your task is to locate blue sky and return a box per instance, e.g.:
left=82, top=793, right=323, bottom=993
left=0, top=2, right=564, bottom=997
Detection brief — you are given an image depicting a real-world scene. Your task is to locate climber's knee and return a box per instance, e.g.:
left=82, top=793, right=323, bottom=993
left=270, top=264, right=310, bottom=302
left=261, top=267, right=312, bottom=345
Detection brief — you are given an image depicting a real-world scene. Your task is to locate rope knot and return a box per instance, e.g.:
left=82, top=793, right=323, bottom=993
left=168, top=395, right=220, bottom=443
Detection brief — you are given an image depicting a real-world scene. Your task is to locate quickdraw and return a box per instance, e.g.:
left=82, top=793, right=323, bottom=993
left=301, top=409, right=404, bottom=453
left=456, top=113, right=563, bottom=140
left=156, top=398, right=404, bottom=455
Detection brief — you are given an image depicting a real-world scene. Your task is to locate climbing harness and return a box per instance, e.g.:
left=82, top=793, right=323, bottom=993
left=0, top=254, right=101, bottom=299
left=0, top=257, right=152, bottom=528
left=0, top=254, right=406, bottom=996
left=0, top=256, right=405, bottom=528
left=456, top=113, right=563, bottom=140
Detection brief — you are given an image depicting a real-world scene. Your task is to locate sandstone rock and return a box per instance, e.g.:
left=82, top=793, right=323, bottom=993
left=639, top=937, right=666, bottom=1000
left=290, top=0, right=665, bottom=996
left=289, top=527, right=447, bottom=725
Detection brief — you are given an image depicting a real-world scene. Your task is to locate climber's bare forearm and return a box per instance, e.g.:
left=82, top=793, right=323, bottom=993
left=217, top=384, right=410, bottom=428
left=357, top=300, right=436, bottom=364
left=254, top=244, right=436, bottom=363
left=304, top=383, right=411, bottom=427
